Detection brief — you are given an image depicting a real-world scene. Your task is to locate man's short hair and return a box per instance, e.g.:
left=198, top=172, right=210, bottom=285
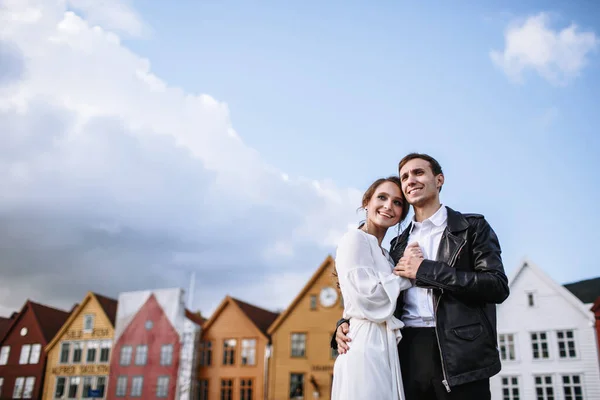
left=398, top=153, right=443, bottom=176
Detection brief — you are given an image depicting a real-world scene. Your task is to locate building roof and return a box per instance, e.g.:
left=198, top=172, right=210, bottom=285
left=202, top=296, right=279, bottom=339
left=230, top=297, right=279, bottom=337
left=0, top=301, right=71, bottom=344
left=0, top=315, right=15, bottom=340
left=563, top=277, right=600, bottom=304
left=93, top=292, right=118, bottom=325
left=267, top=255, right=335, bottom=335
left=185, top=309, right=206, bottom=326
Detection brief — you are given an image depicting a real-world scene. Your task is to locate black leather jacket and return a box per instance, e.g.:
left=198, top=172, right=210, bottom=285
left=331, top=207, right=509, bottom=390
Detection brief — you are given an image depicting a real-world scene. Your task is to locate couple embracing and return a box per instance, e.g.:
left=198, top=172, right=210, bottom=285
left=330, top=153, right=510, bottom=400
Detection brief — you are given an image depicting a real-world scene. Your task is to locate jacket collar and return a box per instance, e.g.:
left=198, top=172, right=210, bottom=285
left=394, top=206, right=468, bottom=248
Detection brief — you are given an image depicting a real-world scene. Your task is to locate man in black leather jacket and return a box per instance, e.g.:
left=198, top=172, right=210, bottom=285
left=332, top=153, right=509, bottom=400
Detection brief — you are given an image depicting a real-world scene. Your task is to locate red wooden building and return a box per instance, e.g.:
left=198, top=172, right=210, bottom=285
left=0, top=301, right=71, bottom=399
left=107, top=288, right=202, bottom=400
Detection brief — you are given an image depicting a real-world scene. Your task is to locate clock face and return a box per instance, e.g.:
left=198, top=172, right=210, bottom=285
left=319, top=287, right=338, bottom=308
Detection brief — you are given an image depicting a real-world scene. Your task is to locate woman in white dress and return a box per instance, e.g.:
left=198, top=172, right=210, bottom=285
left=331, top=176, right=420, bottom=400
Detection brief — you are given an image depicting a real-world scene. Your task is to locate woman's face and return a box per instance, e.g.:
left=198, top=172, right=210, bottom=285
left=365, top=181, right=404, bottom=228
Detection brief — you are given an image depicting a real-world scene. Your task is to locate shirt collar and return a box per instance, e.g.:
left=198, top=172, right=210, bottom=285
left=409, top=205, right=447, bottom=232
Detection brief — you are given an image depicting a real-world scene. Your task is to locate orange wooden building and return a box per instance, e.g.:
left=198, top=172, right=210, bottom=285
left=196, top=296, right=279, bottom=400
left=267, top=255, right=343, bottom=400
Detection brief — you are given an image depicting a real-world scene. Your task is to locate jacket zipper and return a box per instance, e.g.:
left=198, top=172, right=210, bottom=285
left=434, top=290, right=451, bottom=393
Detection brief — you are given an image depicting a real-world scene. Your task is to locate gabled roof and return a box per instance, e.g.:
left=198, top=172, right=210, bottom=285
left=46, top=292, right=118, bottom=351
left=202, top=296, right=279, bottom=339
left=267, top=255, right=335, bottom=335
left=231, top=298, right=279, bottom=337
left=509, top=259, right=593, bottom=321
left=0, top=316, right=14, bottom=340
left=0, top=301, right=70, bottom=344
left=563, top=277, right=600, bottom=304
left=185, top=309, right=206, bottom=326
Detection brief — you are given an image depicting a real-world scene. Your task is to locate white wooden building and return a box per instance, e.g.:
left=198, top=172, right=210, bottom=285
left=490, top=260, right=600, bottom=400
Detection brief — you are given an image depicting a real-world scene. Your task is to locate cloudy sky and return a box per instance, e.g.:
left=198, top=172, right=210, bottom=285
left=1, top=0, right=598, bottom=318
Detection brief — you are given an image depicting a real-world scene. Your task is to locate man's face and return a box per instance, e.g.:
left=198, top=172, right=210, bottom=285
left=399, top=158, right=443, bottom=206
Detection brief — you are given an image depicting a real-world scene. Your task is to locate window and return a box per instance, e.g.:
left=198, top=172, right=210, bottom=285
left=557, top=330, right=577, bottom=359
left=131, top=376, right=143, bottom=397
left=156, top=376, right=169, bottom=398
left=160, top=344, right=173, bottom=366
left=240, top=379, right=253, bottom=400
left=528, top=292, right=535, bottom=307
left=60, top=342, right=70, bottom=363
left=29, top=344, right=41, bottom=364
left=501, top=376, right=520, bottom=400
left=22, top=377, right=35, bottom=399
left=19, top=344, right=31, bottom=364
left=291, top=333, right=306, bottom=357
left=241, top=339, right=256, bottom=366
left=531, top=332, right=550, bottom=359
left=96, top=376, right=106, bottom=397
left=310, top=295, right=317, bottom=310
left=0, top=346, right=9, bottom=365
left=83, top=314, right=95, bottom=332
left=199, top=341, right=212, bottom=366
left=54, top=377, right=66, bottom=398
left=562, top=375, right=583, bottom=400
left=68, top=377, right=80, bottom=399
left=290, top=373, right=304, bottom=399
left=83, top=377, right=93, bottom=398
left=0, top=377, right=3, bottom=397
left=499, top=334, right=516, bottom=361
left=120, top=345, right=132, bottom=365
left=223, top=339, right=236, bottom=365
left=72, top=342, right=83, bottom=363
left=13, top=377, right=24, bottom=398
left=220, top=379, right=233, bottom=400
left=534, top=376, right=554, bottom=400
left=100, top=340, right=111, bottom=362
left=87, top=341, right=99, bottom=363
left=135, top=345, right=148, bottom=365
left=116, top=376, right=127, bottom=397
left=198, top=379, right=208, bottom=400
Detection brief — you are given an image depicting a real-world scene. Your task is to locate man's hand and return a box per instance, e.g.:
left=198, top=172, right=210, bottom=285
left=394, top=243, right=424, bottom=279
left=335, top=322, right=351, bottom=354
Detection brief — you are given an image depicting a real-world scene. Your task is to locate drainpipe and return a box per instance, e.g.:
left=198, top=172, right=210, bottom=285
left=264, top=343, right=272, bottom=400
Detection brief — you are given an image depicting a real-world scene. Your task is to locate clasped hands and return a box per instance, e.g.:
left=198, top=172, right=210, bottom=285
left=335, top=242, right=424, bottom=354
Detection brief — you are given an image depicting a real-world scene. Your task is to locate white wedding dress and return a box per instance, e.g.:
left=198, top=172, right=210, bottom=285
left=331, top=229, right=412, bottom=400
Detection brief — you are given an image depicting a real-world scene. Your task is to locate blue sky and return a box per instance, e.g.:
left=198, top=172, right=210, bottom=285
left=0, top=0, right=598, bottom=316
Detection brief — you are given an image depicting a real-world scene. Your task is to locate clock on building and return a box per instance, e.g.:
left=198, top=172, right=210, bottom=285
left=319, top=286, right=338, bottom=308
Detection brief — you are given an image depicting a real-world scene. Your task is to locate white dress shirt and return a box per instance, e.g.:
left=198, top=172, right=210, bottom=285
left=401, top=205, right=448, bottom=328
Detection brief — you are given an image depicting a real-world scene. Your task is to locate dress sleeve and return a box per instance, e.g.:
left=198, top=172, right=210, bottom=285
left=335, top=230, right=412, bottom=323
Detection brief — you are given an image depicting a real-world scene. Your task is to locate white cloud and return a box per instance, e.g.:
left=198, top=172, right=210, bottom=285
left=490, top=13, right=599, bottom=85
left=66, top=0, right=145, bottom=37
left=0, top=0, right=363, bottom=315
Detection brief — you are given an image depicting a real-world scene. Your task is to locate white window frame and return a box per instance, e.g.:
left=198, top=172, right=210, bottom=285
left=86, top=340, right=99, bottom=363
left=120, top=345, right=132, bottom=366
left=99, top=340, right=112, bottom=363
left=160, top=344, right=173, bottom=366
left=13, top=377, right=25, bottom=398
left=534, top=375, right=555, bottom=400
left=498, top=333, right=517, bottom=361
left=72, top=341, right=83, bottom=363
left=0, top=346, right=9, bottom=365
left=29, top=344, right=41, bottom=364
left=131, top=376, right=143, bottom=397
left=116, top=376, right=127, bottom=397
left=562, top=374, right=584, bottom=400
left=54, top=376, right=67, bottom=398
left=291, top=333, right=307, bottom=357
left=556, top=330, right=578, bottom=359
left=531, top=331, right=551, bottom=360
left=156, top=376, right=169, bottom=398
left=23, top=377, right=35, bottom=399
left=83, top=314, right=95, bottom=333
left=68, top=376, right=80, bottom=399
left=135, top=345, right=148, bottom=365
left=241, top=338, right=257, bottom=366
left=0, top=377, right=3, bottom=398
left=19, top=344, right=31, bottom=365
left=59, top=342, right=70, bottom=364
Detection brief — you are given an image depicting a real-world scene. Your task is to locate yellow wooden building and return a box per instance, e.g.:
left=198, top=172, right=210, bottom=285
left=267, top=255, right=343, bottom=400
left=42, top=292, right=117, bottom=400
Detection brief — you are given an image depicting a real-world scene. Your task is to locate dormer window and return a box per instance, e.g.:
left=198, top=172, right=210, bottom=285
left=83, top=314, right=94, bottom=332
left=527, top=292, right=535, bottom=307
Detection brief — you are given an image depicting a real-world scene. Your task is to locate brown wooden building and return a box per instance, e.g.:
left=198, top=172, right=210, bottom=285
left=197, top=296, right=279, bottom=400
left=267, top=256, right=343, bottom=400
left=0, top=301, right=71, bottom=399
left=42, top=292, right=117, bottom=400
